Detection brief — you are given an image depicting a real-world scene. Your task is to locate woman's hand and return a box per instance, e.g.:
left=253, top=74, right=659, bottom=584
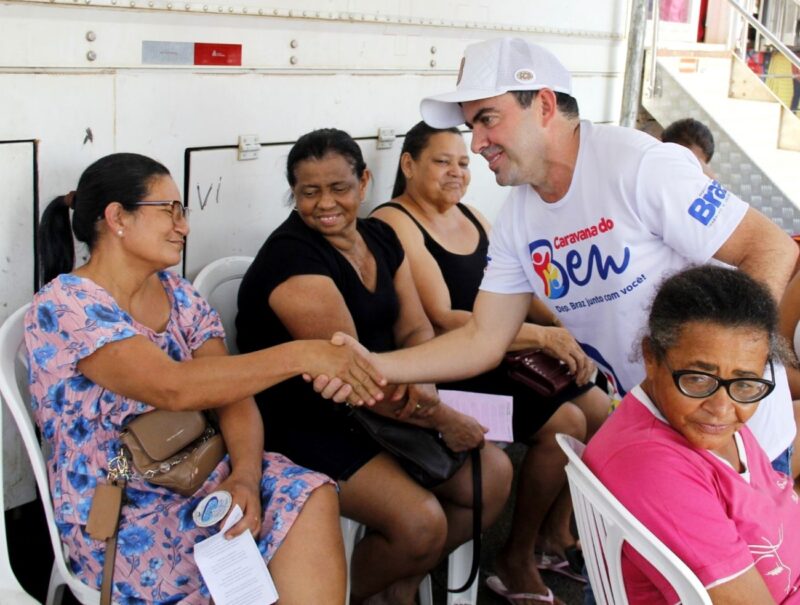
left=393, top=383, right=440, bottom=420
left=302, top=335, right=386, bottom=405
left=433, top=407, right=487, bottom=452
left=539, top=327, right=596, bottom=386
left=217, top=470, right=262, bottom=539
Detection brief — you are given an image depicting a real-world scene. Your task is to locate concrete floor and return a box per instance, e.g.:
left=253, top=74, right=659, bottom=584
left=431, top=442, right=585, bottom=605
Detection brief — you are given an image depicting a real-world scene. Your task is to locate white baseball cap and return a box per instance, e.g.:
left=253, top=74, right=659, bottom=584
left=420, top=37, right=573, bottom=128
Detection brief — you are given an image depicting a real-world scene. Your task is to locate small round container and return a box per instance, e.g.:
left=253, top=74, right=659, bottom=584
left=193, top=490, right=232, bottom=527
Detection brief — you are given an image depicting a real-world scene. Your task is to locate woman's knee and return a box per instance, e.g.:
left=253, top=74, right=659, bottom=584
left=304, top=483, right=341, bottom=521
left=389, top=493, right=448, bottom=560
left=481, top=445, right=513, bottom=504
left=539, top=402, right=587, bottom=442
left=574, top=386, right=612, bottom=437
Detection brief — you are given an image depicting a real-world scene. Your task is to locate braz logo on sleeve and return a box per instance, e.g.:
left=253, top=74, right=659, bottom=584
left=688, top=180, right=729, bottom=226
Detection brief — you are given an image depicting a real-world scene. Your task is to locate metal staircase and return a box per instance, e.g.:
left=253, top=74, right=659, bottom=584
left=640, top=0, right=800, bottom=234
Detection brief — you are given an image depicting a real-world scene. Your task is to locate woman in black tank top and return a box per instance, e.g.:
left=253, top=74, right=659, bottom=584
left=372, top=122, right=612, bottom=602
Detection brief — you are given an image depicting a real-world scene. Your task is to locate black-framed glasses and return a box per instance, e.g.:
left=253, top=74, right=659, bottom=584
left=134, top=200, right=190, bottom=222
left=665, top=358, right=775, bottom=404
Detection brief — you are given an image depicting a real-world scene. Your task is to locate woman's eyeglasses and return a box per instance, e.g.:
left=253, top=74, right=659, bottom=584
left=134, top=200, right=190, bottom=222
left=665, top=358, right=775, bottom=404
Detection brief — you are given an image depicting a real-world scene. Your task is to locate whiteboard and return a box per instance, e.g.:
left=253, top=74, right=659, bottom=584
left=184, top=132, right=508, bottom=278
left=0, top=140, right=37, bottom=510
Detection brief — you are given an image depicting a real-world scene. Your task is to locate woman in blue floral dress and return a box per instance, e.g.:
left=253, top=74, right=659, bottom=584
left=25, top=153, right=383, bottom=604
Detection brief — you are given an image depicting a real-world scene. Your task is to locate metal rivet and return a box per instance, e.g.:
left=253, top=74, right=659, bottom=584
left=86, top=31, right=97, bottom=42
left=258, top=8, right=262, bottom=14
left=228, top=6, right=233, bottom=12
left=290, top=39, right=298, bottom=48
left=430, top=59, right=436, bottom=67
left=166, top=3, right=172, bottom=8
left=86, top=50, right=97, bottom=61
left=289, top=55, right=298, bottom=65
left=430, top=46, right=437, bottom=54
left=242, top=7, right=247, bottom=12
left=129, top=1, right=135, bottom=7
left=203, top=4, right=207, bottom=9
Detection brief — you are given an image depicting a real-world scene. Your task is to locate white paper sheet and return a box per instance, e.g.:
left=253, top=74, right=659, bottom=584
left=194, top=505, right=278, bottom=605
left=438, top=390, right=514, bottom=443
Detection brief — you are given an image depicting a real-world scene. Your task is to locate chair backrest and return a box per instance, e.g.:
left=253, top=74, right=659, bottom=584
left=192, top=256, right=254, bottom=354
left=0, top=306, right=38, bottom=604
left=556, top=433, right=712, bottom=605
left=0, top=304, right=100, bottom=604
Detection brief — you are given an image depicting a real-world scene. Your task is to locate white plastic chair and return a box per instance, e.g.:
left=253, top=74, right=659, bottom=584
left=0, top=315, right=38, bottom=605
left=556, top=433, right=712, bottom=605
left=339, top=517, right=476, bottom=605
left=192, top=255, right=254, bottom=354
left=0, top=304, right=101, bottom=605
left=193, top=256, right=478, bottom=605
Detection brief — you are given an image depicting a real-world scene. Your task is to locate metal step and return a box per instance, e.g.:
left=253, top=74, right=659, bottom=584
left=643, top=52, right=800, bottom=234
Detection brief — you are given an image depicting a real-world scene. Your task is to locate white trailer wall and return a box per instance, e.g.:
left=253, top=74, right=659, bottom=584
left=0, top=0, right=628, bottom=507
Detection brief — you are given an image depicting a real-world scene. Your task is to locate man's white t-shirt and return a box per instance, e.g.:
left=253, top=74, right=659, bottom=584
left=481, top=120, right=794, bottom=459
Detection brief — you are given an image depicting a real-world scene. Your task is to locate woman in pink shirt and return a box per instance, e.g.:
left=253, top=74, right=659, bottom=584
left=584, top=265, right=800, bottom=604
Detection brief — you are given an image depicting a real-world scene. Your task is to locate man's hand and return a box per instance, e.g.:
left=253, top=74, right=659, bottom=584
left=302, top=335, right=386, bottom=405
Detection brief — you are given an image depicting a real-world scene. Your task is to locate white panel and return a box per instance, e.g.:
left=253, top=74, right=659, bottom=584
left=0, top=2, right=625, bottom=70
left=0, top=141, right=37, bottom=510
left=184, top=131, right=506, bottom=278
left=0, top=73, right=116, bottom=235
left=0, top=142, right=36, bottom=323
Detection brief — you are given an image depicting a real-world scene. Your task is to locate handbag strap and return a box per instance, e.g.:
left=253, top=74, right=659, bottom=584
left=100, top=478, right=125, bottom=605
left=447, top=448, right=481, bottom=593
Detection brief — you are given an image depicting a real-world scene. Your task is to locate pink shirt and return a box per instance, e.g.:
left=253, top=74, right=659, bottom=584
left=584, top=387, right=800, bottom=604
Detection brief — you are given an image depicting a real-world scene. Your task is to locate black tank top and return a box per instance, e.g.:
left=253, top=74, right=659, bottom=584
left=374, top=202, right=489, bottom=312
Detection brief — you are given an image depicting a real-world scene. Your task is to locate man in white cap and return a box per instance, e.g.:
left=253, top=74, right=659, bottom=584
left=335, top=37, right=798, bottom=603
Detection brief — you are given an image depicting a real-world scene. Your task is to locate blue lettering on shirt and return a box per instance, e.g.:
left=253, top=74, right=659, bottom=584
left=688, top=180, right=728, bottom=226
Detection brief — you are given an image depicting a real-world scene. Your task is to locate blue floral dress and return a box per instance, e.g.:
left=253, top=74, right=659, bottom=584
left=24, top=271, right=332, bottom=605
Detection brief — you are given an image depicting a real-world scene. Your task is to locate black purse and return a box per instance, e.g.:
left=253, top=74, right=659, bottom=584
left=351, top=409, right=481, bottom=593
left=351, top=409, right=467, bottom=488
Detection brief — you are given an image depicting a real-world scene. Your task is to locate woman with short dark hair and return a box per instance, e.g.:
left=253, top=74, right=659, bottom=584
left=585, top=265, right=800, bottom=604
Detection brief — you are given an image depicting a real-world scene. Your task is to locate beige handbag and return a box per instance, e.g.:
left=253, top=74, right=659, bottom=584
left=117, top=409, right=226, bottom=496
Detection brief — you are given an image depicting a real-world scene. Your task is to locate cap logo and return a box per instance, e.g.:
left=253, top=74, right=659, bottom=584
left=456, top=56, right=466, bottom=85
left=514, top=69, right=536, bottom=83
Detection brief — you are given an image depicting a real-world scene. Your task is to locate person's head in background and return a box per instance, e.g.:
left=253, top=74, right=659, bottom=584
left=661, top=118, right=715, bottom=178
left=392, top=121, right=469, bottom=206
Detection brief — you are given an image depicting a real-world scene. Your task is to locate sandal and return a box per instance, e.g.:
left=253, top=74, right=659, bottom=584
left=535, top=551, right=587, bottom=583
left=485, top=575, right=555, bottom=604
